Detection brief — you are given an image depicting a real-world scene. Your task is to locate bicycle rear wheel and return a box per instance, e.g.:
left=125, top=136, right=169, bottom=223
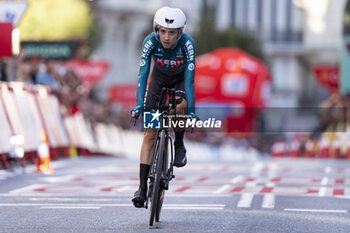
left=149, top=131, right=166, bottom=226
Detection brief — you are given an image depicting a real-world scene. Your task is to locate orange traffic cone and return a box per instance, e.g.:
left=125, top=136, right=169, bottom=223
left=36, top=130, right=54, bottom=174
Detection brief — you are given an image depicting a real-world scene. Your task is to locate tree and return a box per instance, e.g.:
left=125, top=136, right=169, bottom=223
left=193, top=1, right=265, bottom=61
left=18, top=0, right=99, bottom=58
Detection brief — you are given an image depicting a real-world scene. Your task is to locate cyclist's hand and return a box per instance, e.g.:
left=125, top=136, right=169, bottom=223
left=189, top=112, right=200, bottom=121
left=131, top=106, right=143, bottom=119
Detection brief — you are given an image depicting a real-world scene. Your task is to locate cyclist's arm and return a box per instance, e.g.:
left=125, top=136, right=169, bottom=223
left=183, top=37, right=196, bottom=114
left=135, top=35, right=155, bottom=110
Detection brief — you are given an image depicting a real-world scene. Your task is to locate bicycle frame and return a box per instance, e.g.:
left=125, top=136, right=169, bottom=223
left=145, top=88, right=178, bottom=226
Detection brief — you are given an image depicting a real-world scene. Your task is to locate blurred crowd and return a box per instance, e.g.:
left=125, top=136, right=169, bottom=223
left=1, top=53, right=349, bottom=154
left=0, top=53, right=120, bottom=127
left=316, top=93, right=350, bottom=134
left=280, top=93, right=350, bottom=158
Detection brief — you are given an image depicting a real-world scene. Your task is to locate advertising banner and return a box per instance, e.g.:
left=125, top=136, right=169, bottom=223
left=313, top=66, right=339, bottom=93
left=0, top=1, right=28, bottom=27
left=21, top=41, right=81, bottom=60
left=0, top=22, right=12, bottom=57
left=109, top=84, right=137, bottom=109
left=67, top=60, right=110, bottom=89
left=194, top=48, right=271, bottom=133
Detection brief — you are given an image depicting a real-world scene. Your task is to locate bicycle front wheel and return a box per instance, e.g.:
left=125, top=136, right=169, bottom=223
left=149, top=130, right=166, bottom=226
left=156, top=137, right=168, bottom=222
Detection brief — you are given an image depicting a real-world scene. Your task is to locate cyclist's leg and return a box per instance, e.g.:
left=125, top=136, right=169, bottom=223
left=132, top=129, right=159, bottom=207
left=174, top=93, right=187, bottom=145
left=141, top=67, right=164, bottom=165
left=173, top=76, right=188, bottom=167
left=132, top=67, right=162, bottom=207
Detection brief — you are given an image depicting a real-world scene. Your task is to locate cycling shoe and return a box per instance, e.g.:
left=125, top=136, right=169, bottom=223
left=174, top=143, right=187, bottom=168
left=131, top=188, right=147, bottom=208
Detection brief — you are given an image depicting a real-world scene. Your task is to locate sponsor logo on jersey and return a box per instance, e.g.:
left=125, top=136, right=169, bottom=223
left=176, top=50, right=184, bottom=58
left=176, top=48, right=183, bottom=56
left=185, top=40, right=195, bottom=61
left=188, top=63, right=195, bottom=71
left=155, top=58, right=185, bottom=72
left=142, top=40, right=153, bottom=58
left=140, top=59, right=146, bottom=67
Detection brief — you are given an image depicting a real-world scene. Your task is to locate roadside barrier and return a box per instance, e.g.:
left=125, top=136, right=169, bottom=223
left=64, top=112, right=96, bottom=155
left=0, top=81, right=102, bottom=170
left=0, top=81, right=158, bottom=170
left=271, top=141, right=287, bottom=158
left=271, top=131, right=350, bottom=159
left=0, top=78, right=261, bottom=167
left=0, top=84, right=12, bottom=169
left=4, top=81, right=348, bottom=171
left=34, top=85, right=70, bottom=160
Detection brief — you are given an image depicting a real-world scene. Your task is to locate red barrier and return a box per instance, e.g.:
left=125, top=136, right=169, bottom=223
left=0, top=82, right=72, bottom=169
left=271, top=141, right=287, bottom=157
left=0, top=153, right=9, bottom=169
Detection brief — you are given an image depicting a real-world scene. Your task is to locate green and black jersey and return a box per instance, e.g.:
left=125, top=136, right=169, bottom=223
left=136, top=32, right=196, bottom=114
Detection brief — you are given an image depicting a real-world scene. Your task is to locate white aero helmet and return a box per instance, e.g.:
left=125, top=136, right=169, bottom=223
left=153, top=6, right=186, bottom=34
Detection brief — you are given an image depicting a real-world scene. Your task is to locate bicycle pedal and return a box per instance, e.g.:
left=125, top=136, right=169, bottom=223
left=162, top=184, right=169, bottom=190
left=160, top=180, right=169, bottom=190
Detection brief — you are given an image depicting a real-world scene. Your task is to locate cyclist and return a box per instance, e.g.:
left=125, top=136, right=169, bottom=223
left=130, top=6, right=196, bottom=208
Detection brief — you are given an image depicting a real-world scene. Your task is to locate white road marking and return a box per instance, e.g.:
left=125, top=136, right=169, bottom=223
left=9, top=184, right=43, bottom=194
left=0, top=193, right=233, bottom=198
left=325, top=167, right=332, bottom=174
left=246, top=182, right=257, bottom=187
left=41, top=206, right=101, bottom=209
left=0, top=203, right=131, bottom=207
left=262, top=194, right=275, bottom=209
left=251, top=163, right=264, bottom=173
left=167, top=194, right=232, bottom=197
left=237, top=193, right=254, bottom=208
left=164, top=207, right=223, bottom=210
left=321, top=177, right=329, bottom=185
left=165, top=204, right=225, bottom=207
left=318, top=187, right=327, bottom=197
left=163, top=204, right=225, bottom=210
left=214, top=185, right=230, bottom=194
left=231, top=175, right=244, bottom=184
left=284, top=208, right=347, bottom=213
left=267, top=163, right=278, bottom=178
left=251, top=163, right=265, bottom=177
left=29, top=198, right=126, bottom=202
left=0, top=203, right=225, bottom=211
left=41, top=175, right=75, bottom=183
left=117, top=186, right=133, bottom=192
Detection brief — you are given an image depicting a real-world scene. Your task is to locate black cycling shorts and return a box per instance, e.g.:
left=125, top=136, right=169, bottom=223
left=144, top=66, right=186, bottom=111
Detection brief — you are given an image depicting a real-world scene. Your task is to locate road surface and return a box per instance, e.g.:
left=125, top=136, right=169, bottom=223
left=1, top=156, right=350, bottom=232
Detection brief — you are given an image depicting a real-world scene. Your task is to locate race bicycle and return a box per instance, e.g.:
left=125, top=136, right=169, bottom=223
left=135, top=87, right=183, bottom=226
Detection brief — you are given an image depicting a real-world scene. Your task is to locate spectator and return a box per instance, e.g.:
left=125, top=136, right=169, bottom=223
left=16, top=61, right=33, bottom=85
left=0, top=59, right=7, bottom=81
left=36, top=59, right=61, bottom=89
left=29, top=57, right=40, bottom=83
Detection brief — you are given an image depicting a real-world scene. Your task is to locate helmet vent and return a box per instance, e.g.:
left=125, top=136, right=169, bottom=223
left=165, top=18, right=174, bottom=24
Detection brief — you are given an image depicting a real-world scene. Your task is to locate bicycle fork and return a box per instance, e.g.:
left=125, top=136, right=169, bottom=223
left=145, top=131, right=175, bottom=209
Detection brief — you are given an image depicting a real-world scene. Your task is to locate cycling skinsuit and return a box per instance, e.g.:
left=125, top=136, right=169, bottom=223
left=136, top=32, right=196, bottom=114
